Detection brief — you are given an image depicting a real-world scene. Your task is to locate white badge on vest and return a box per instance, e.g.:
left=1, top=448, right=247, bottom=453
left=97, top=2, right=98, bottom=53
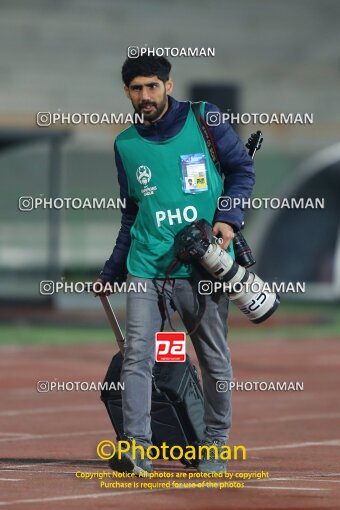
left=180, top=153, right=208, bottom=194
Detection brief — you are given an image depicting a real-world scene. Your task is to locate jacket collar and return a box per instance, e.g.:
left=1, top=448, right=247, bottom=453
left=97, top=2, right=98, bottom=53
left=135, top=96, right=183, bottom=137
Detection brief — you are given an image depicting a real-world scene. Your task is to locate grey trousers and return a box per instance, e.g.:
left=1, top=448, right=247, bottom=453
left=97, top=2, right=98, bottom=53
left=120, top=273, right=233, bottom=446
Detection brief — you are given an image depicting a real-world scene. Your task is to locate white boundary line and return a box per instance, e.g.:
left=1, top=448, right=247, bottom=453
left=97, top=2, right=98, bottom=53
left=0, top=430, right=111, bottom=443
left=0, top=463, right=73, bottom=471
left=247, top=412, right=340, bottom=424
left=0, top=478, right=23, bottom=482
left=0, top=433, right=35, bottom=438
left=0, top=405, right=101, bottom=417
left=2, top=433, right=340, bottom=450
left=252, top=477, right=340, bottom=483
left=1, top=469, right=339, bottom=485
left=248, top=439, right=340, bottom=451
left=244, top=486, right=327, bottom=491
left=0, top=488, right=171, bottom=506
left=2, top=409, right=339, bottom=421
left=0, top=484, right=330, bottom=506
left=1, top=469, right=83, bottom=475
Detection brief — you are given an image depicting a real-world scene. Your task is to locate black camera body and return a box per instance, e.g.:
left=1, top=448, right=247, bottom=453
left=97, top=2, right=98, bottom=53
left=174, top=219, right=280, bottom=324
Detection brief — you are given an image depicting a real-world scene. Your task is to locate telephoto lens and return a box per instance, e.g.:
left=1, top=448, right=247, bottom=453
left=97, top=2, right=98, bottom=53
left=174, top=219, right=280, bottom=324
left=233, top=231, right=256, bottom=268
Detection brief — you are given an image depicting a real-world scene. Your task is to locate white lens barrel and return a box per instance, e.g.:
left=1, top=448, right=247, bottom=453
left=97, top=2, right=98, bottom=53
left=200, top=243, right=279, bottom=323
left=229, top=272, right=279, bottom=323
left=200, top=243, right=235, bottom=278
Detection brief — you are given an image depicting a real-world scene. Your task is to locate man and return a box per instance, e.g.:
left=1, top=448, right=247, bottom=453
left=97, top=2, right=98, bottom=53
left=96, top=56, right=255, bottom=474
left=187, top=178, right=195, bottom=189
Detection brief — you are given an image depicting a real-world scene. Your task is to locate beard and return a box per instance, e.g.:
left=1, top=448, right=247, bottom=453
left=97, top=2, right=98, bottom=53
left=135, top=92, right=168, bottom=122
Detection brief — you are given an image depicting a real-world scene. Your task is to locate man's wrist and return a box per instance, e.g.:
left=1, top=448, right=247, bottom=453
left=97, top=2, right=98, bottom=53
left=99, top=272, right=127, bottom=284
left=216, top=221, right=237, bottom=233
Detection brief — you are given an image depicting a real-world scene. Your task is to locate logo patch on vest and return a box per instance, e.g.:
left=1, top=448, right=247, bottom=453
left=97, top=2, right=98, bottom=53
left=136, top=165, right=157, bottom=197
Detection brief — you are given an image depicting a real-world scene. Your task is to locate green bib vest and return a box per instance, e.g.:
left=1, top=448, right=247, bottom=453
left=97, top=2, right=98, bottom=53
left=115, top=101, right=234, bottom=278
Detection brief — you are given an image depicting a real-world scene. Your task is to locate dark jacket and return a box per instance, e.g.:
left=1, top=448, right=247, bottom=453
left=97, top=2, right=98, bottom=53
left=100, top=96, right=255, bottom=281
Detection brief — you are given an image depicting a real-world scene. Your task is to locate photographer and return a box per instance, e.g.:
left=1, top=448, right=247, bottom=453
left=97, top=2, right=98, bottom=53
left=96, top=55, right=255, bottom=474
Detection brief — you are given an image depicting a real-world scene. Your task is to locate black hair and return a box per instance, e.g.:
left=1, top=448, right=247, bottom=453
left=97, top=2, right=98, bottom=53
left=122, top=55, right=171, bottom=86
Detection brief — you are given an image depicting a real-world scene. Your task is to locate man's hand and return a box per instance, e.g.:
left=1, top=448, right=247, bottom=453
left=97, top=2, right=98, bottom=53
left=92, top=278, right=114, bottom=297
left=212, top=222, right=235, bottom=250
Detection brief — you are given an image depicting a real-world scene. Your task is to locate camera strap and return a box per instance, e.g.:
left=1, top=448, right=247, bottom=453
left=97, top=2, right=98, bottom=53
left=191, top=101, right=261, bottom=268
left=160, top=219, right=211, bottom=336
left=191, top=102, right=222, bottom=175
left=160, top=272, right=207, bottom=337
